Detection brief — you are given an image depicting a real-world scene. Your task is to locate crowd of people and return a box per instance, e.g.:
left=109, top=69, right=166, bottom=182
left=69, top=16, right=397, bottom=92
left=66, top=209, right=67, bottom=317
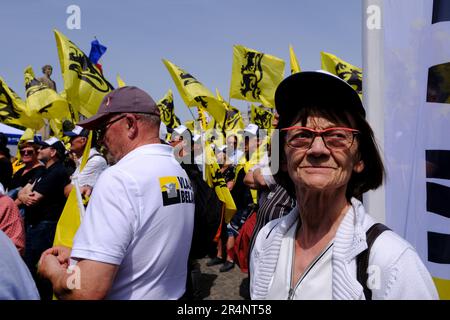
left=0, top=69, right=439, bottom=300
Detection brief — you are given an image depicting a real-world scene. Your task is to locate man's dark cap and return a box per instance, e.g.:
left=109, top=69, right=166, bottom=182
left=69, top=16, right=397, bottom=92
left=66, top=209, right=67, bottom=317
left=36, top=137, right=66, bottom=158
left=78, top=86, right=160, bottom=130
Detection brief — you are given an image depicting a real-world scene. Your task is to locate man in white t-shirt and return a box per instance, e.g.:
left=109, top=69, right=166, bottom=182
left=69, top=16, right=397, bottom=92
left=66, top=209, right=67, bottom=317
left=38, top=86, right=195, bottom=300
left=63, top=125, right=108, bottom=198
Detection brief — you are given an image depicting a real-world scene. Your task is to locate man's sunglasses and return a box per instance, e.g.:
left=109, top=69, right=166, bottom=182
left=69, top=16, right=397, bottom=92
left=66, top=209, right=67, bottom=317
left=19, top=149, right=35, bottom=156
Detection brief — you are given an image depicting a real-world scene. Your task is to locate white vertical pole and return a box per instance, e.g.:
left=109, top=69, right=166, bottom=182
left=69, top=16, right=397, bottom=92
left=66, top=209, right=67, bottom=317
left=363, top=0, right=386, bottom=223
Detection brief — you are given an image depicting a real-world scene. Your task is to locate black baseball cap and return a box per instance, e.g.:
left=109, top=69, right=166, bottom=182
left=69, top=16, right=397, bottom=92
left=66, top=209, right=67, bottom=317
left=36, top=137, right=66, bottom=158
left=275, top=71, right=365, bottom=128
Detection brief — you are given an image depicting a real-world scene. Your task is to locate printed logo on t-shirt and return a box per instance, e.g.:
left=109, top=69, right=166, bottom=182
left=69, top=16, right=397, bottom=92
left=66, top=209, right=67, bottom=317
left=159, top=176, right=194, bottom=206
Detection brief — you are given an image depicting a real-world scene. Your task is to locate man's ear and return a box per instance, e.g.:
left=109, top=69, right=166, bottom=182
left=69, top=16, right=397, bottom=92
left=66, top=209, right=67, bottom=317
left=49, top=148, right=57, bottom=158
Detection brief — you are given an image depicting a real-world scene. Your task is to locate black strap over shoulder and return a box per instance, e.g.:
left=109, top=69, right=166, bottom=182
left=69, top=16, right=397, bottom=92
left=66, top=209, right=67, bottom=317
left=356, top=223, right=391, bottom=300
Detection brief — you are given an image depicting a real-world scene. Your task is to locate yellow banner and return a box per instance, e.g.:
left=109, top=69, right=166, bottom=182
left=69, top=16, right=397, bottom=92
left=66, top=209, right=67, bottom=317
left=250, top=104, right=273, bottom=129
left=157, top=89, right=181, bottom=130
left=116, top=74, right=126, bottom=88
left=204, top=143, right=237, bottom=223
left=289, top=44, right=301, bottom=74
left=53, top=132, right=93, bottom=248
left=54, top=29, right=114, bottom=118
left=229, top=45, right=285, bottom=108
left=163, top=59, right=227, bottom=124
left=0, top=76, right=44, bottom=129
left=433, top=277, right=450, bottom=300
left=216, top=88, right=244, bottom=132
left=321, top=51, right=362, bottom=98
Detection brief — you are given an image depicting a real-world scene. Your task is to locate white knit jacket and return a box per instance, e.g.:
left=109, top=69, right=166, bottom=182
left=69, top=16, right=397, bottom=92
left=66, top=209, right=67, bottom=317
left=250, top=198, right=438, bottom=300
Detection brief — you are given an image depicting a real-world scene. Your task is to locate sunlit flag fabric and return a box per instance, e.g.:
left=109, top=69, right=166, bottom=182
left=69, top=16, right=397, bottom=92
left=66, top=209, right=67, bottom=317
left=250, top=104, right=273, bottom=129
left=116, top=74, right=126, bottom=88
left=53, top=131, right=92, bottom=248
left=184, top=120, right=195, bottom=133
left=24, top=66, right=72, bottom=122
left=321, top=51, right=362, bottom=99
left=216, top=88, right=244, bottom=132
left=289, top=44, right=301, bottom=74
left=0, top=76, right=44, bottom=129
left=54, top=29, right=114, bottom=118
left=162, top=59, right=227, bottom=124
left=229, top=45, right=285, bottom=108
left=157, top=89, right=181, bottom=130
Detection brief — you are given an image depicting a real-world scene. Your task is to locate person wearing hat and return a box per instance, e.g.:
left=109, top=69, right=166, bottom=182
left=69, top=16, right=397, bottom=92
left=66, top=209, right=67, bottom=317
left=9, top=139, right=46, bottom=217
left=63, top=125, right=107, bottom=198
left=250, top=71, right=438, bottom=300
left=16, top=136, right=71, bottom=299
left=170, top=127, right=221, bottom=298
left=38, top=86, right=195, bottom=300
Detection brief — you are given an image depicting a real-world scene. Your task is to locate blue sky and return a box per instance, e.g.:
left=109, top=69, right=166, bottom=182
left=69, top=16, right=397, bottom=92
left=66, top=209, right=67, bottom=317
left=0, top=0, right=362, bottom=123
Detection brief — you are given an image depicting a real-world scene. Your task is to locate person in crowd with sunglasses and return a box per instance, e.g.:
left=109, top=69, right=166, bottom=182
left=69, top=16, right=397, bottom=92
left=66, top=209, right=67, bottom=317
left=250, top=71, right=438, bottom=300
left=62, top=126, right=107, bottom=199
left=16, top=137, right=70, bottom=299
left=9, top=140, right=46, bottom=208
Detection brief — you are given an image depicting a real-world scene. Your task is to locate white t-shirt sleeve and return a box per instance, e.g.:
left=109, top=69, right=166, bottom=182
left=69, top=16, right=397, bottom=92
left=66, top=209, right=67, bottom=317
left=71, top=167, right=139, bottom=265
left=76, top=154, right=108, bottom=187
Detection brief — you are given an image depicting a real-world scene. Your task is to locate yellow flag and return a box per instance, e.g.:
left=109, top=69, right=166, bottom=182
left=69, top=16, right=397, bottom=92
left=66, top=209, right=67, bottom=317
left=54, top=29, right=114, bottom=118
left=224, top=106, right=244, bottom=133
left=162, top=59, right=227, bottom=124
left=53, top=131, right=93, bottom=247
left=215, top=88, right=244, bottom=132
left=433, top=277, right=450, bottom=300
left=157, top=89, right=181, bottom=130
left=289, top=44, right=301, bottom=74
left=197, top=108, right=208, bottom=130
left=49, top=118, right=64, bottom=139
left=0, top=76, right=44, bottom=129
left=19, top=128, right=36, bottom=142
left=24, top=66, right=72, bottom=122
left=230, top=45, right=285, bottom=108
left=250, top=104, right=274, bottom=129
left=321, top=51, right=362, bottom=98
left=204, top=144, right=237, bottom=223
left=116, top=74, right=126, bottom=88
left=184, top=120, right=195, bottom=132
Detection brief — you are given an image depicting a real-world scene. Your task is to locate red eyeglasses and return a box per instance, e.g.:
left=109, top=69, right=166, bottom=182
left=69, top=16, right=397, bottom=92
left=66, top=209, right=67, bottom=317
left=281, top=126, right=360, bottom=150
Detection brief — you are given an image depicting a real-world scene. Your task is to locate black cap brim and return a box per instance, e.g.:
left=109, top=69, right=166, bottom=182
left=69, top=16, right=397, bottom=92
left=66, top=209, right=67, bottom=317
left=36, top=141, right=50, bottom=148
left=275, top=71, right=365, bottom=128
left=77, top=112, right=110, bottom=130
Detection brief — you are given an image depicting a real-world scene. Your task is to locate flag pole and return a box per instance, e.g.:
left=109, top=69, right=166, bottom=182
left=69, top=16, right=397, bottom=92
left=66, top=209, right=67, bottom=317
left=72, top=176, right=86, bottom=222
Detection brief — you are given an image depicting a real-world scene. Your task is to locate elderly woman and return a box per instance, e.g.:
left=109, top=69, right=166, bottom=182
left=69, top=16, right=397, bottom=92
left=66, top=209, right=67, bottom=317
left=250, top=71, right=438, bottom=300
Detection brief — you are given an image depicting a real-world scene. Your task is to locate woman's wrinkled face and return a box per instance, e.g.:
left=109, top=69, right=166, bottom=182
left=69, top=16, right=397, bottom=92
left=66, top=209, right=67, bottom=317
left=283, top=115, right=364, bottom=194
